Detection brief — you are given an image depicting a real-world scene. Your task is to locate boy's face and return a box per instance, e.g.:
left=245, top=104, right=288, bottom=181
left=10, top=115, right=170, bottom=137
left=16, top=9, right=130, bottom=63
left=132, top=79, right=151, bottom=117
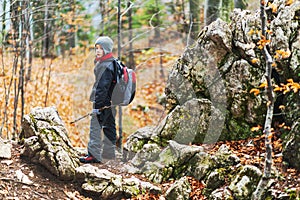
left=95, top=44, right=104, bottom=58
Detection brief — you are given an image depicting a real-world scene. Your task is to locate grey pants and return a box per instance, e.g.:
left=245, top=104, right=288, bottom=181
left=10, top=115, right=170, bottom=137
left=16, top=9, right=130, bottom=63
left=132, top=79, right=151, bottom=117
left=87, top=107, right=116, bottom=161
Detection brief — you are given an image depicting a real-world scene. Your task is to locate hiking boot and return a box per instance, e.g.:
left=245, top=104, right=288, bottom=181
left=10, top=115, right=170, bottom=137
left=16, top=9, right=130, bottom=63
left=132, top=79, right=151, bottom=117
left=79, top=154, right=101, bottom=163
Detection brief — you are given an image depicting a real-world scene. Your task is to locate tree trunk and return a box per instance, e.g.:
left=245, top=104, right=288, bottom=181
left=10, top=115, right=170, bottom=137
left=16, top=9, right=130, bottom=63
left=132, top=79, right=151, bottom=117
left=13, top=0, right=29, bottom=139
left=0, top=0, right=7, bottom=137
left=155, top=0, right=164, bottom=79
left=234, top=0, right=248, bottom=9
left=19, top=0, right=29, bottom=131
left=10, top=0, right=21, bottom=139
left=189, top=0, right=201, bottom=40
left=180, top=0, right=188, bottom=34
left=221, top=0, right=233, bottom=22
left=127, top=1, right=135, bottom=70
left=205, top=0, right=221, bottom=25
left=117, top=0, right=123, bottom=152
left=1, top=0, right=7, bottom=44
left=154, top=0, right=161, bottom=40
left=99, top=0, right=107, bottom=35
left=42, top=0, right=50, bottom=58
left=68, top=0, right=76, bottom=51
left=25, top=0, right=33, bottom=82
left=252, top=1, right=274, bottom=199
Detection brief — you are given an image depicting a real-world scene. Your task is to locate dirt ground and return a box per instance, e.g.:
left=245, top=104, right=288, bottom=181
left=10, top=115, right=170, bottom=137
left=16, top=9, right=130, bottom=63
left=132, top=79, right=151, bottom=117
left=0, top=142, right=87, bottom=200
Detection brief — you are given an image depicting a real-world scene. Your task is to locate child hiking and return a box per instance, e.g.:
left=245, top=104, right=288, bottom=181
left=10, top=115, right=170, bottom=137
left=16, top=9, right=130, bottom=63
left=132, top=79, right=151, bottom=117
left=79, top=36, right=117, bottom=163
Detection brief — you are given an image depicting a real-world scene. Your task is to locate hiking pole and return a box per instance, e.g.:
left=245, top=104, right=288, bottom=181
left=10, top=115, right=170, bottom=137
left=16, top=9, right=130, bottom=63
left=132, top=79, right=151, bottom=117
left=69, top=106, right=114, bottom=124
left=70, top=113, right=91, bottom=124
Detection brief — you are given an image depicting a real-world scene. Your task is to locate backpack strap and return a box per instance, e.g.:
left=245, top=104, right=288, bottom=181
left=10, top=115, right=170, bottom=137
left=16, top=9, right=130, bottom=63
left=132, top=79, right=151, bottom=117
left=112, top=58, right=124, bottom=83
left=112, top=58, right=119, bottom=83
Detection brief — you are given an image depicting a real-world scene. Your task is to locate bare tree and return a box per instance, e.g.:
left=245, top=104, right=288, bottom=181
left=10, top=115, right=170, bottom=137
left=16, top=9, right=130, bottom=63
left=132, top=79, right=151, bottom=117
left=117, top=0, right=123, bottom=152
left=42, top=0, right=53, bottom=58
left=1, top=0, right=7, bottom=43
left=234, top=0, right=248, bottom=9
left=252, top=0, right=274, bottom=199
left=0, top=0, right=8, bottom=137
left=221, top=0, right=233, bottom=21
left=127, top=1, right=135, bottom=70
left=68, top=0, right=76, bottom=50
left=189, top=0, right=201, bottom=40
left=42, top=0, right=49, bottom=58
left=25, top=0, right=33, bottom=82
left=10, top=0, right=22, bottom=139
left=205, top=0, right=221, bottom=25
left=155, top=0, right=164, bottom=79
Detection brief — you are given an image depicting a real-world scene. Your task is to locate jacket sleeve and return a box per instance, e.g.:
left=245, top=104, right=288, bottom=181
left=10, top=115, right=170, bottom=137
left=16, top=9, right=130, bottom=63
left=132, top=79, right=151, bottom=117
left=94, top=64, right=114, bottom=109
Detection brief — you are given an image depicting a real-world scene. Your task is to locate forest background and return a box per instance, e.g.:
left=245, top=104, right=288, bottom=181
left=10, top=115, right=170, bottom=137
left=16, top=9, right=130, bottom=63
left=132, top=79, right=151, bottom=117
left=0, top=0, right=258, bottom=147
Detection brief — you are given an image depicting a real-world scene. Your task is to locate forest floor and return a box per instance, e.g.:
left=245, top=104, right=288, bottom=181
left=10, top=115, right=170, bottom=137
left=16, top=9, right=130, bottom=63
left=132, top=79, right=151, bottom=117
left=1, top=134, right=300, bottom=200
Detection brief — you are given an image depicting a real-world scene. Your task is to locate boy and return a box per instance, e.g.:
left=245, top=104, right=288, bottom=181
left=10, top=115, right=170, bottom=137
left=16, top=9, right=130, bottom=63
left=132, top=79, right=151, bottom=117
left=79, top=36, right=116, bottom=163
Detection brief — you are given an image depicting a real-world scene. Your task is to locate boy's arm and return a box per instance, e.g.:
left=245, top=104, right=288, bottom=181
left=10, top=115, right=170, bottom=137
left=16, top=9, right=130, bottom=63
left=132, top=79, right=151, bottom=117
left=94, top=65, right=114, bottom=109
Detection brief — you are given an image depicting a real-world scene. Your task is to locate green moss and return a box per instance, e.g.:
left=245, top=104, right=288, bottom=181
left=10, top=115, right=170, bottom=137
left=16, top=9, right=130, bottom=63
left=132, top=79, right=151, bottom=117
left=49, top=129, right=59, bottom=142
left=161, top=167, right=173, bottom=182
left=131, top=139, right=147, bottom=152
left=159, top=148, right=174, bottom=164
left=127, top=185, right=141, bottom=196
left=264, top=196, right=273, bottom=200
left=173, top=164, right=187, bottom=178
left=40, top=128, right=60, bottom=142
left=227, top=119, right=253, bottom=140
left=150, top=136, right=168, bottom=147
left=29, top=114, right=38, bottom=131
left=286, top=188, right=298, bottom=200
left=216, top=167, right=226, bottom=174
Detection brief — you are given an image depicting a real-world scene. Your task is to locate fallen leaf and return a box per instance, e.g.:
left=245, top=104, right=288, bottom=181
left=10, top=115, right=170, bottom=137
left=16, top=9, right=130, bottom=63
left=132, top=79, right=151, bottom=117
left=250, top=88, right=260, bottom=96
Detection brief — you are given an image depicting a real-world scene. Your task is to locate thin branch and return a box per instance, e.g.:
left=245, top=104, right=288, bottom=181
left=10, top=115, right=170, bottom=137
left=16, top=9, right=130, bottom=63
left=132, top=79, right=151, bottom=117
left=44, top=59, right=53, bottom=107
left=187, top=14, right=194, bottom=47
left=0, top=3, right=61, bottom=21
left=149, top=10, right=163, bottom=28
left=120, top=1, right=134, bottom=18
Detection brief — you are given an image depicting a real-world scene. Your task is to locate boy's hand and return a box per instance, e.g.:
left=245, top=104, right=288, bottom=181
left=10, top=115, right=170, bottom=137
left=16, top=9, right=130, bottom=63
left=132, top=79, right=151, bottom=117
left=92, top=109, right=101, bottom=115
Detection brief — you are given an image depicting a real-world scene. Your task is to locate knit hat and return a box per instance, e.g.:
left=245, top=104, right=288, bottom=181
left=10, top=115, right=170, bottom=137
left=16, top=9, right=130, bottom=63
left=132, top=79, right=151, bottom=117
left=94, top=36, right=114, bottom=55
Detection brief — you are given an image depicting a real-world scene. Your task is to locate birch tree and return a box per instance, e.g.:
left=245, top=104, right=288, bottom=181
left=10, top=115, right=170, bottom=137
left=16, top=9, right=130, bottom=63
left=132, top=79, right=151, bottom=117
left=25, top=0, right=33, bottom=82
left=252, top=0, right=274, bottom=199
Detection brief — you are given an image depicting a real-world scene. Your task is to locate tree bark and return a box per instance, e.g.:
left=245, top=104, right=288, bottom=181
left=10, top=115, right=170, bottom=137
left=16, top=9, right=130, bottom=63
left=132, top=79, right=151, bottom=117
left=117, top=0, right=123, bottom=152
left=205, top=0, right=221, bottom=25
left=252, top=1, right=274, bottom=198
left=189, top=0, right=201, bottom=39
left=221, top=0, right=233, bottom=22
left=127, top=1, right=135, bottom=70
left=10, top=0, right=21, bottom=139
left=99, top=0, right=105, bottom=35
left=68, top=0, right=76, bottom=51
left=25, top=0, right=33, bottom=82
left=155, top=0, right=164, bottom=79
left=1, top=0, right=7, bottom=44
left=42, top=0, right=50, bottom=58
left=234, top=0, right=248, bottom=9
